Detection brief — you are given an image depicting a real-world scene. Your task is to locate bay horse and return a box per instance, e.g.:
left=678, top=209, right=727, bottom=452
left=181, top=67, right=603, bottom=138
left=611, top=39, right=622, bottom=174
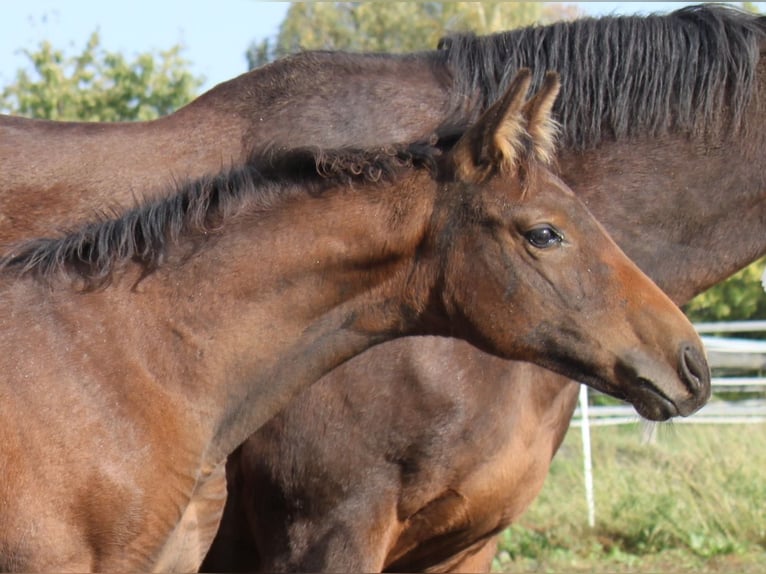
left=197, top=5, right=766, bottom=573
left=0, top=72, right=708, bottom=572
left=1, top=5, right=763, bottom=301
left=0, top=3, right=761, bottom=572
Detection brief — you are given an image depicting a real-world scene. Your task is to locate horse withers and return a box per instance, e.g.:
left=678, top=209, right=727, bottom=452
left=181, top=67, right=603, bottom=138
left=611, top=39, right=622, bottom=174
left=0, top=72, right=708, bottom=571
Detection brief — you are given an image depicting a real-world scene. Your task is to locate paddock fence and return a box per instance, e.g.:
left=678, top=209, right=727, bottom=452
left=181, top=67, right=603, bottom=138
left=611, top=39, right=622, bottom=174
left=571, top=320, right=766, bottom=527
left=572, top=321, right=766, bottom=428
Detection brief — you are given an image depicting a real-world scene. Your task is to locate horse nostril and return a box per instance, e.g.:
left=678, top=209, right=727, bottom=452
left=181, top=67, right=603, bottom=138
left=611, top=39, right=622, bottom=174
left=679, top=343, right=711, bottom=398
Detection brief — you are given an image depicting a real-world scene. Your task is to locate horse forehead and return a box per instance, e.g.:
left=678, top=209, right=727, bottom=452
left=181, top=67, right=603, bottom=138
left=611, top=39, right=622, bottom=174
left=527, top=175, right=587, bottom=216
left=473, top=173, right=578, bottom=215
left=495, top=172, right=576, bottom=211
left=495, top=169, right=576, bottom=200
left=536, top=172, right=576, bottom=199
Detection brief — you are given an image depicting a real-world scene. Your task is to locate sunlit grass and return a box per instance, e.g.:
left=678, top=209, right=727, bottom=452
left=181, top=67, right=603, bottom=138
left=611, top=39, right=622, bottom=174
left=494, top=423, right=766, bottom=572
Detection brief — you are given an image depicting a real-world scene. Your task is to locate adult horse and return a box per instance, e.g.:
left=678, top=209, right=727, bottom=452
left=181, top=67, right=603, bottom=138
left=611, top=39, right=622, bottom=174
left=198, top=5, right=766, bottom=573
left=0, top=73, right=708, bottom=572
left=1, top=4, right=763, bottom=298
left=0, top=3, right=760, bottom=572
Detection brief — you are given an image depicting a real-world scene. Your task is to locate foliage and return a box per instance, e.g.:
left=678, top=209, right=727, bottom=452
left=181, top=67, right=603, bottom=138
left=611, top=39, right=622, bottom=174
left=0, top=31, right=202, bottom=121
left=683, top=257, right=766, bottom=324
left=247, top=2, right=581, bottom=68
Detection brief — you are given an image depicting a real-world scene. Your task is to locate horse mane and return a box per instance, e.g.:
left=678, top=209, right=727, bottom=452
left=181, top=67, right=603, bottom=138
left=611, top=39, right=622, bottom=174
left=0, top=143, right=440, bottom=290
left=439, top=4, right=766, bottom=149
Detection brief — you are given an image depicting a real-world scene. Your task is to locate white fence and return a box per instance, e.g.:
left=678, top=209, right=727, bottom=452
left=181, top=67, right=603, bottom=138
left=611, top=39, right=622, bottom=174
left=572, top=321, right=766, bottom=526
left=572, top=322, right=766, bottom=428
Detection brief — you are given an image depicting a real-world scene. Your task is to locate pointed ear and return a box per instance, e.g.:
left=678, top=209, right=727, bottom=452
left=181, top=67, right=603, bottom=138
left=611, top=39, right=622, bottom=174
left=452, top=68, right=532, bottom=183
left=521, top=71, right=561, bottom=165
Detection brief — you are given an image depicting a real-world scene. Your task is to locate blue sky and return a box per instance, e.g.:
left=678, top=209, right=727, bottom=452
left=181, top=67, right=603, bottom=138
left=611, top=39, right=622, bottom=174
left=1, top=2, right=762, bottom=93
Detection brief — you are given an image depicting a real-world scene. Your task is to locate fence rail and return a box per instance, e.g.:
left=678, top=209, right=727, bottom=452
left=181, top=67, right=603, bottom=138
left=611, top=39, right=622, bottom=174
left=694, top=320, right=766, bottom=333
left=571, top=399, right=766, bottom=427
left=574, top=321, right=766, bottom=526
left=573, top=321, right=766, bottom=427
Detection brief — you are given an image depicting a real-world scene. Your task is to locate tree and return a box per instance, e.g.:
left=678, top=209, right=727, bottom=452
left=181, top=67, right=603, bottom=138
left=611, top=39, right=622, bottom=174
left=248, top=2, right=581, bottom=69
left=0, top=31, right=203, bottom=121
left=683, top=257, right=766, bottom=324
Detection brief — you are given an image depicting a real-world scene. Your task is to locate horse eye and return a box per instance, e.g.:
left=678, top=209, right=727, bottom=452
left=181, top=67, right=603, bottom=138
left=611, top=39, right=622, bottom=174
left=524, top=225, right=562, bottom=249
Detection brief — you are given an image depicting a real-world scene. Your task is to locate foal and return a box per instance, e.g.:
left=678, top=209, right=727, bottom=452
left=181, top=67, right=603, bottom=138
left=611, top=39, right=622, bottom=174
left=0, top=71, right=707, bottom=572
left=201, top=6, right=766, bottom=572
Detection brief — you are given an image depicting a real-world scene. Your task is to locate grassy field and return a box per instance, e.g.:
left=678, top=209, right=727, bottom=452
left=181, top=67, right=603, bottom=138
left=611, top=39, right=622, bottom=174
left=492, top=422, right=766, bottom=573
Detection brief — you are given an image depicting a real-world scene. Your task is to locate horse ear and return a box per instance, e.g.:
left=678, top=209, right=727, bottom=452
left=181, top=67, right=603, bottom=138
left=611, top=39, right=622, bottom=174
left=452, top=68, right=533, bottom=182
left=521, top=71, right=561, bottom=165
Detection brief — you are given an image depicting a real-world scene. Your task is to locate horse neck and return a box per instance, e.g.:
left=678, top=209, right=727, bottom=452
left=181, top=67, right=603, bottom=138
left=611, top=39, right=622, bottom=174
left=189, top=51, right=455, bottom=152
left=0, top=110, right=248, bottom=248
left=107, top=172, right=439, bottom=465
left=558, top=119, right=766, bottom=304
left=0, top=52, right=452, bottom=252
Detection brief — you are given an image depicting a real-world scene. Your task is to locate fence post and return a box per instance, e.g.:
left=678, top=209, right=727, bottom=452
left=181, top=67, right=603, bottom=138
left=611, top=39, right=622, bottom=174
left=579, top=384, right=596, bottom=528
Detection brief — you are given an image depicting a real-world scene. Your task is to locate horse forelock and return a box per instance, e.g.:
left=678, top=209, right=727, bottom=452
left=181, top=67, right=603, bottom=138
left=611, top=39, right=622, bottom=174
left=0, top=143, right=440, bottom=290
left=440, top=4, right=766, bottom=149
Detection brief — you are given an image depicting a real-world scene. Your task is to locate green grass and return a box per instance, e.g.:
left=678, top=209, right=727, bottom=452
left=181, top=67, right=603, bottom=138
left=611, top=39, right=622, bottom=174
left=493, top=423, right=766, bottom=572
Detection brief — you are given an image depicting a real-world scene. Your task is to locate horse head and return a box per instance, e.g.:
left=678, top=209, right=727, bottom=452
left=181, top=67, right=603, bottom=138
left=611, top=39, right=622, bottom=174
left=424, top=69, right=710, bottom=420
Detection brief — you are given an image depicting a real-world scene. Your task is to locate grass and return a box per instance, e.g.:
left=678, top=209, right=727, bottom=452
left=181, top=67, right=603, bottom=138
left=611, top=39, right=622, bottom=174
left=492, top=422, right=766, bottom=573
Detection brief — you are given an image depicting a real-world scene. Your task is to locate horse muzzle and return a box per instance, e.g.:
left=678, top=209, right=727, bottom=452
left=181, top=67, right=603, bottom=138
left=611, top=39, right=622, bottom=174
left=616, top=342, right=711, bottom=421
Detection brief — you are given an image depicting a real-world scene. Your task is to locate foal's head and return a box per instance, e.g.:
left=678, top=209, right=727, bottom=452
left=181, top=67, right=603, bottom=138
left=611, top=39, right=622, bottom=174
left=425, top=69, right=710, bottom=420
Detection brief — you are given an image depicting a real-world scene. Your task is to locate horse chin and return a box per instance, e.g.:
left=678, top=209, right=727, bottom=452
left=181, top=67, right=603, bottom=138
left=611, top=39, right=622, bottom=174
left=609, top=347, right=709, bottom=421
left=577, top=373, right=680, bottom=422
left=629, top=378, right=681, bottom=421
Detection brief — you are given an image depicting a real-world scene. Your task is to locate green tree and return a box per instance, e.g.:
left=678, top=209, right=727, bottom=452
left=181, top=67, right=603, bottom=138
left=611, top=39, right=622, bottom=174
left=684, top=257, right=766, bottom=324
left=0, top=31, right=203, bottom=121
left=248, top=2, right=581, bottom=69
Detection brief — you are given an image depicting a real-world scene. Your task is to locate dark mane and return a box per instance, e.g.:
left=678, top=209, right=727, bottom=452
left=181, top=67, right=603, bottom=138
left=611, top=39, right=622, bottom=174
left=0, top=142, right=440, bottom=289
left=439, top=4, right=766, bottom=148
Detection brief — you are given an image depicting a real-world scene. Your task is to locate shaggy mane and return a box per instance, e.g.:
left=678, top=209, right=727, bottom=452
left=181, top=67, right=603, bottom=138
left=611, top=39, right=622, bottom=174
left=0, top=143, right=439, bottom=289
left=439, top=4, right=766, bottom=148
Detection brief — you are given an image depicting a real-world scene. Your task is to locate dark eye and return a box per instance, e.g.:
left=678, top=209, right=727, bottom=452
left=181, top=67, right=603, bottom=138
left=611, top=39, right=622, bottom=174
left=524, top=225, right=562, bottom=249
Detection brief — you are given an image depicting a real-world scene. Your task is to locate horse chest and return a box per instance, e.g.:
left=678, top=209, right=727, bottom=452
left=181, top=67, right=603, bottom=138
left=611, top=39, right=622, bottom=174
left=148, top=462, right=227, bottom=572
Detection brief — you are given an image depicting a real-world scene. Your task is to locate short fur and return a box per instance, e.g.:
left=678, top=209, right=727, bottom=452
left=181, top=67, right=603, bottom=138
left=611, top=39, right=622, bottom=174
left=0, top=72, right=710, bottom=571
left=0, top=4, right=761, bottom=572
